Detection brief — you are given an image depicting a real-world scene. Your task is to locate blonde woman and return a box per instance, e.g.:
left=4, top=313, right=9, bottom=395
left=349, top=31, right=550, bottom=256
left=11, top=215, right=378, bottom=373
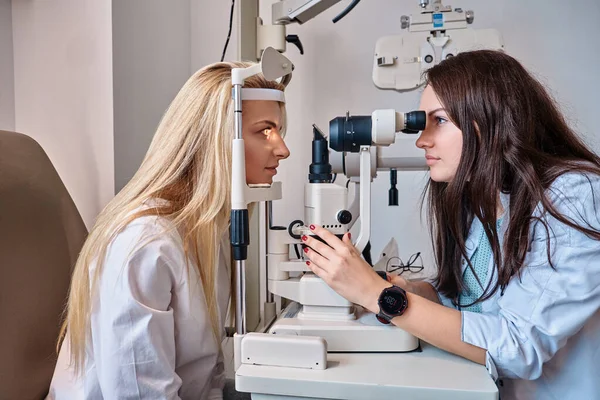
left=47, top=62, right=290, bottom=399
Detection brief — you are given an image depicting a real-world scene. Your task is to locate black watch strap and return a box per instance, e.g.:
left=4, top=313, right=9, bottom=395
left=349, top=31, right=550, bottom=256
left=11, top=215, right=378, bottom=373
left=376, top=312, right=393, bottom=324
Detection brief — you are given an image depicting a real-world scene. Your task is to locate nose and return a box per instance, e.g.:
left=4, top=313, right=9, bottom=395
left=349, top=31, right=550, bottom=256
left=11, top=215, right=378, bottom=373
left=416, top=126, right=433, bottom=149
left=273, top=133, right=290, bottom=159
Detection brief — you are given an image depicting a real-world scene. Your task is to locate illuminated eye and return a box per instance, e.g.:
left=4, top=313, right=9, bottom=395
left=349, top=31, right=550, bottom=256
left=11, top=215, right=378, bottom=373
left=261, top=128, right=273, bottom=139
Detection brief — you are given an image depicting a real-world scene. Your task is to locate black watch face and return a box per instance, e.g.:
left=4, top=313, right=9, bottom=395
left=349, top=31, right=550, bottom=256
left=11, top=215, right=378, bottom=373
left=380, top=289, right=407, bottom=314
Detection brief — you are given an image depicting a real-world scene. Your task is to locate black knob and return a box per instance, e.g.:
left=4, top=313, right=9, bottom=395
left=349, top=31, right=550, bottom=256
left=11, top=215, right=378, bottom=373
left=389, top=169, right=398, bottom=206
left=389, top=188, right=398, bottom=206
left=337, top=210, right=353, bottom=225
left=286, top=34, right=304, bottom=55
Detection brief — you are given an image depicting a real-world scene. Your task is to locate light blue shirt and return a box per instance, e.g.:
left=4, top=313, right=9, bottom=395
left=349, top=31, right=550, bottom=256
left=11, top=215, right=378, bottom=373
left=435, top=172, right=600, bottom=400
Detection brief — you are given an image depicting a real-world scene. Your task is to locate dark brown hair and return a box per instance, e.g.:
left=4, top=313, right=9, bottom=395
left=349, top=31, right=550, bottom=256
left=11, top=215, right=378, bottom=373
left=423, top=50, right=600, bottom=305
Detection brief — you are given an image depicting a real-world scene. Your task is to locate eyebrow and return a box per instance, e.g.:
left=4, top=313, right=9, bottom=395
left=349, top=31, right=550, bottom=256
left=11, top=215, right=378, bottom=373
left=427, top=108, right=447, bottom=116
left=252, top=120, right=280, bottom=129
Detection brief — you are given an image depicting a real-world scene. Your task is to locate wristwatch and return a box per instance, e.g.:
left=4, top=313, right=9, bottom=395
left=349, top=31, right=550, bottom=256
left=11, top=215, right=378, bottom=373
left=376, top=285, right=409, bottom=324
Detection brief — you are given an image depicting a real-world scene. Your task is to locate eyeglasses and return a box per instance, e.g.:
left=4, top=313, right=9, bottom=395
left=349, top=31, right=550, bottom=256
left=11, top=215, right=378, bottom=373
left=386, top=252, right=424, bottom=275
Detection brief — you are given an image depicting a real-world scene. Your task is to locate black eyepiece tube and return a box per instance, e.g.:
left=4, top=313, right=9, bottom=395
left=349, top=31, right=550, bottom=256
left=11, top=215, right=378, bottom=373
left=401, top=111, right=426, bottom=133
left=309, top=124, right=333, bottom=183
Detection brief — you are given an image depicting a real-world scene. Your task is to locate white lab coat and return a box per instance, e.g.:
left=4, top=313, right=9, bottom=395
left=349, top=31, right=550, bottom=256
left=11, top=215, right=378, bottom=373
left=47, top=210, right=231, bottom=400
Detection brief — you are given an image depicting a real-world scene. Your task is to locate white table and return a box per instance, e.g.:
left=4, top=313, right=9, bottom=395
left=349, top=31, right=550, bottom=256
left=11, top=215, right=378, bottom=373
left=236, top=341, right=498, bottom=400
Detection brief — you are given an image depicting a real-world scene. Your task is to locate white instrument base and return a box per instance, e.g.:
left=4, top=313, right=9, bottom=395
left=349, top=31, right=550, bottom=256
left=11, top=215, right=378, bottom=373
left=268, top=302, right=419, bottom=352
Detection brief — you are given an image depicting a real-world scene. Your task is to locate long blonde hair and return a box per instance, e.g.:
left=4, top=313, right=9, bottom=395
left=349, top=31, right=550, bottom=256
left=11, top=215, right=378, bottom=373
left=59, top=61, right=286, bottom=375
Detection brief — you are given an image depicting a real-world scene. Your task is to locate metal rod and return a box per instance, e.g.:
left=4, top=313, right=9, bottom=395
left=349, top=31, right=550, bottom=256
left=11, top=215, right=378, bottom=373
left=258, top=201, right=267, bottom=325
left=233, top=84, right=242, bottom=140
left=265, top=201, right=274, bottom=303
left=233, top=83, right=245, bottom=335
left=235, top=260, right=246, bottom=335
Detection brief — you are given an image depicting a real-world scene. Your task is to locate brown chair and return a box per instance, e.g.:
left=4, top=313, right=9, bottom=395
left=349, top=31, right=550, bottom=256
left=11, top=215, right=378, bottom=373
left=0, top=130, right=87, bottom=400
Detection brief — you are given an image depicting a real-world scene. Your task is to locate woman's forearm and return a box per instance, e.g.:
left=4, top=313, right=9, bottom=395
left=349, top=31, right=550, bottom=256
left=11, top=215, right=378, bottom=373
left=393, top=293, right=486, bottom=365
left=410, top=281, right=442, bottom=304
left=364, top=282, right=486, bottom=366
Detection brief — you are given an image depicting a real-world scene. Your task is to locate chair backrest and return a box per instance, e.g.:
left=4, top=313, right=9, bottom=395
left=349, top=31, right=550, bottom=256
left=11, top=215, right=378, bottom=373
left=0, top=130, right=87, bottom=400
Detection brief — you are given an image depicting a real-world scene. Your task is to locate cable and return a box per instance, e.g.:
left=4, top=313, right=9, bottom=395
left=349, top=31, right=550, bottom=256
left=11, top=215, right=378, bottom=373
left=294, top=244, right=302, bottom=260
left=221, top=0, right=236, bottom=62
left=332, top=0, right=361, bottom=23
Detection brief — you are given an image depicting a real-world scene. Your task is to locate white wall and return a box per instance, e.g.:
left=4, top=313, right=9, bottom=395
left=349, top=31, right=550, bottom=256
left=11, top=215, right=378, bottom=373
left=189, top=0, right=600, bottom=276
left=491, top=0, right=600, bottom=152
left=112, top=0, right=192, bottom=192
left=191, top=0, right=238, bottom=72
left=12, top=0, right=114, bottom=229
left=0, top=0, right=14, bottom=131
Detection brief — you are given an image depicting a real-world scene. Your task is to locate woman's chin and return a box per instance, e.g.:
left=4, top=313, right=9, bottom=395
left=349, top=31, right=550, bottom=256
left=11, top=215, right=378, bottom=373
left=429, top=169, right=452, bottom=183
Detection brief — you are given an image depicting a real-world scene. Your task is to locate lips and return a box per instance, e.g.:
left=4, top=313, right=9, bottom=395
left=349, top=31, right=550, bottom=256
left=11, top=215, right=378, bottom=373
left=425, top=155, right=440, bottom=166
